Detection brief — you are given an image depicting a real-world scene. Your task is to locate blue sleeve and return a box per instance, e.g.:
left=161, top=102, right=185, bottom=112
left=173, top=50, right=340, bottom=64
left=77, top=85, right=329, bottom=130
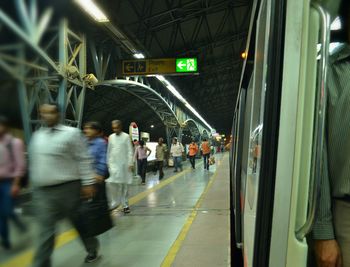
left=95, top=140, right=108, bottom=177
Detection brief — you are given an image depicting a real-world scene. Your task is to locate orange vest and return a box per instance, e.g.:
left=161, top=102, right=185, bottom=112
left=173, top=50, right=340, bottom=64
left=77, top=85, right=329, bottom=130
left=188, top=143, right=198, bottom=156
left=201, top=141, right=210, bottom=155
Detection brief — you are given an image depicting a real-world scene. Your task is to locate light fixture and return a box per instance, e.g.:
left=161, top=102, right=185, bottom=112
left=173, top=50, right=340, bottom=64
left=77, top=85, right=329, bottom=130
left=156, top=78, right=213, bottom=132
left=74, top=0, right=109, bottom=22
left=133, top=53, right=145, bottom=59
left=150, top=125, right=154, bottom=128
left=331, top=17, right=341, bottom=31
left=241, top=51, right=247, bottom=59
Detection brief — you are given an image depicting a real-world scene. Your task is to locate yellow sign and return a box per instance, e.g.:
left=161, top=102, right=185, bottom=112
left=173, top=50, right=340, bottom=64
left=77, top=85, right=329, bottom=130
left=122, top=58, right=197, bottom=76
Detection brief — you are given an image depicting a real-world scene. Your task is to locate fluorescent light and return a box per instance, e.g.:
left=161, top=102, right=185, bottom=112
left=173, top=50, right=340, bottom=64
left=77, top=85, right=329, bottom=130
left=331, top=17, right=341, bottom=30
left=74, top=0, right=109, bottom=22
left=133, top=53, right=145, bottom=59
left=155, top=75, right=213, bottom=131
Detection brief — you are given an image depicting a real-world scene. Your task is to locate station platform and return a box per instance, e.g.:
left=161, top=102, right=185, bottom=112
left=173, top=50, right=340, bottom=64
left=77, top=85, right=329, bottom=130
left=0, top=154, right=230, bottom=267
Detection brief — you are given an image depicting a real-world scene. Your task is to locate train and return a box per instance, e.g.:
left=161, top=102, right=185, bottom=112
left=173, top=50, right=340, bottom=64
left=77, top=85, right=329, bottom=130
left=229, top=0, right=345, bottom=266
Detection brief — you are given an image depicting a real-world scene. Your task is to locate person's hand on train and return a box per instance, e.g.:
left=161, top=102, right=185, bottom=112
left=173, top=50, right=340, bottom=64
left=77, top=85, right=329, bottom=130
left=315, top=239, right=342, bottom=267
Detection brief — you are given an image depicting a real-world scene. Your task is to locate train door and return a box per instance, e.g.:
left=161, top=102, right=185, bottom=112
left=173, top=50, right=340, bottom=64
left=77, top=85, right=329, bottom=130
left=239, top=0, right=286, bottom=265
left=268, top=0, right=340, bottom=266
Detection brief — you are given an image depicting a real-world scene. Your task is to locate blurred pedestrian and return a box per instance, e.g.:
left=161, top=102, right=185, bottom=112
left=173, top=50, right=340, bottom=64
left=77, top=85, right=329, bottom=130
left=155, top=138, right=167, bottom=180
left=170, top=137, right=184, bottom=172
left=30, top=103, right=99, bottom=266
left=83, top=122, right=109, bottom=184
left=201, top=139, right=211, bottom=171
left=107, top=120, right=133, bottom=214
left=134, top=140, right=151, bottom=185
left=0, top=115, right=26, bottom=250
left=188, top=140, right=199, bottom=169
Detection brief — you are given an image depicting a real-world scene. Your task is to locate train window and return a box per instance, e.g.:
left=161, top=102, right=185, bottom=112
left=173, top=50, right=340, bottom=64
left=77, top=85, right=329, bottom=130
left=246, top=0, right=268, bottom=210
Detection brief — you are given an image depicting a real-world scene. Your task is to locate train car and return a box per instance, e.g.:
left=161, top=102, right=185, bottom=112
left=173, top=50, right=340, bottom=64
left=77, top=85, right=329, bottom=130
left=230, top=0, right=344, bottom=266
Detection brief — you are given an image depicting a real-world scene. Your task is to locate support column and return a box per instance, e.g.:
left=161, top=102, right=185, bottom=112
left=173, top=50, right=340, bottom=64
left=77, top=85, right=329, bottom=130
left=17, top=46, right=32, bottom=143
left=77, top=34, right=86, bottom=128
left=58, top=19, right=68, bottom=122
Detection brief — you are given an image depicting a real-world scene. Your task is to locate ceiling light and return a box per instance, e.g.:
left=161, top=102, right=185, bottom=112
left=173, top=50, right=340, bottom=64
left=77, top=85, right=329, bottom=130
left=155, top=75, right=213, bottom=131
left=133, top=53, right=145, bottom=59
left=150, top=125, right=154, bottom=128
left=74, top=0, right=109, bottom=22
left=331, top=17, right=341, bottom=31
left=241, top=52, right=247, bottom=59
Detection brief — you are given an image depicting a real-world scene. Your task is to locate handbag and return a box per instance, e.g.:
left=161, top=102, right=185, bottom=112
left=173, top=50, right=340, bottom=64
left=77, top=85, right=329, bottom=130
left=209, top=156, right=216, bottom=165
left=168, top=157, right=174, bottom=167
left=76, top=183, right=113, bottom=238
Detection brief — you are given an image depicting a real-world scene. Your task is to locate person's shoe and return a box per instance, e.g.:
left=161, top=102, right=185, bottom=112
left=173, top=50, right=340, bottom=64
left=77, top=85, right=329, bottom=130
left=141, top=181, right=146, bottom=185
left=85, top=251, right=100, bottom=263
left=123, top=207, right=130, bottom=214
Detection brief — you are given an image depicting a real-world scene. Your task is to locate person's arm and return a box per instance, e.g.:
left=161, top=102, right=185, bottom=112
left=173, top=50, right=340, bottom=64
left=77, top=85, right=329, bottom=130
left=313, top=143, right=342, bottom=267
left=95, top=141, right=108, bottom=181
left=71, top=130, right=95, bottom=186
left=155, top=146, right=159, bottom=160
left=134, top=147, right=138, bottom=162
left=126, top=136, right=134, bottom=170
left=11, top=139, right=26, bottom=196
left=146, top=146, right=152, bottom=157
left=107, top=135, right=112, bottom=167
left=70, top=129, right=96, bottom=198
left=181, top=143, right=184, bottom=153
left=170, top=145, right=174, bottom=157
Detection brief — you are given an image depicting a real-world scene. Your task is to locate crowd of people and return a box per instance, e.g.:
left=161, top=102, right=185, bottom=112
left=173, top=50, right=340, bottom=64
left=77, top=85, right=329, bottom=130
left=0, top=102, right=217, bottom=266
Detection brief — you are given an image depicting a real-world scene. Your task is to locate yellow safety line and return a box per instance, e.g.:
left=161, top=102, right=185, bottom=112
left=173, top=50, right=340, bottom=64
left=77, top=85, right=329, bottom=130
left=0, top=168, right=193, bottom=267
left=160, top=158, right=224, bottom=267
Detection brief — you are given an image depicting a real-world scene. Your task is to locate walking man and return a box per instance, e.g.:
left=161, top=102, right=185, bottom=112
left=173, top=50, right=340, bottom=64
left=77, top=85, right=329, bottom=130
left=201, top=139, right=211, bottom=171
left=0, top=115, right=26, bottom=250
left=106, top=120, right=133, bottom=214
left=30, top=103, right=99, bottom=266
left=188, top=140, right=199, bottom=169
left=170, top=137, right=184, bottom=172
left=155, top=138, right=167, bottom=180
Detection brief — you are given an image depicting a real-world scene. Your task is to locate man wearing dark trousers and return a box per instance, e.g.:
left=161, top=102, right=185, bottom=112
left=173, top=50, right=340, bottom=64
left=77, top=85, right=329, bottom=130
left=188, top=140, right=199, bottom=169
left=30, top=103, right=98, bottom=267
left=155, top=138, right=167, bottom=179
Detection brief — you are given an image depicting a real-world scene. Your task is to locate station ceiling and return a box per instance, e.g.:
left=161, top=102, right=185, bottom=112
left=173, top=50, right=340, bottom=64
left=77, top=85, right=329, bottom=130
left=101, top=0, right=252, bottom=132
left=1, top=0, right=253, bottom=134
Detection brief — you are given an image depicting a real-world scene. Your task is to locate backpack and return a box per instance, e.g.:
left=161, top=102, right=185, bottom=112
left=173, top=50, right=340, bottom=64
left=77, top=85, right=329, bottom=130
left=6, top=138, right=29, bottom=188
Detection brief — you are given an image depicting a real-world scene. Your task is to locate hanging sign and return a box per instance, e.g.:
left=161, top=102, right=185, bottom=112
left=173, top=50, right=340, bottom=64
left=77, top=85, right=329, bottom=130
left=129, top=122, right=139, bottom=141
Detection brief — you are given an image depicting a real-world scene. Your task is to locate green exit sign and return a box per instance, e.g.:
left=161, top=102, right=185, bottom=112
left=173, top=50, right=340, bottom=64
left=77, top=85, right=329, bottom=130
left=176, top=58, right=198, bottom=73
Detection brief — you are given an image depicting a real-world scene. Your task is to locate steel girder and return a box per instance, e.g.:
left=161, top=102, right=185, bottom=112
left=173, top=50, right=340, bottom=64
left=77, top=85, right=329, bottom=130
left=0, top=0, right=88, bottom=143
left=99, top=79, right=180, bottom=128
left=98, top=79, right=210, bottom=143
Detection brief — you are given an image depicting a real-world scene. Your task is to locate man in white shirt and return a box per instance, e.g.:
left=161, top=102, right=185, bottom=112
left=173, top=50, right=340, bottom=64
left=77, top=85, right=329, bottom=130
left=106, top=120, right=134, bottom=214
left=30, top=103, right=99, bottom=266
left=170, top=137, right=184, bottom=172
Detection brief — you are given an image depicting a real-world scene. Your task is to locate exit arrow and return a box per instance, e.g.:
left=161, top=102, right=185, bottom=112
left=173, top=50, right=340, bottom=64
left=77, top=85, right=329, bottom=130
left=177, top=61, right=186, bottom=70
left=126, top=63, right=133, bottom=72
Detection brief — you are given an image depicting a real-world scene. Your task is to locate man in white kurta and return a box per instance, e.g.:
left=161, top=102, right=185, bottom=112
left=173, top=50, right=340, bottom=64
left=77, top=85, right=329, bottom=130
left=107, top=120, right=133, bottom=214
